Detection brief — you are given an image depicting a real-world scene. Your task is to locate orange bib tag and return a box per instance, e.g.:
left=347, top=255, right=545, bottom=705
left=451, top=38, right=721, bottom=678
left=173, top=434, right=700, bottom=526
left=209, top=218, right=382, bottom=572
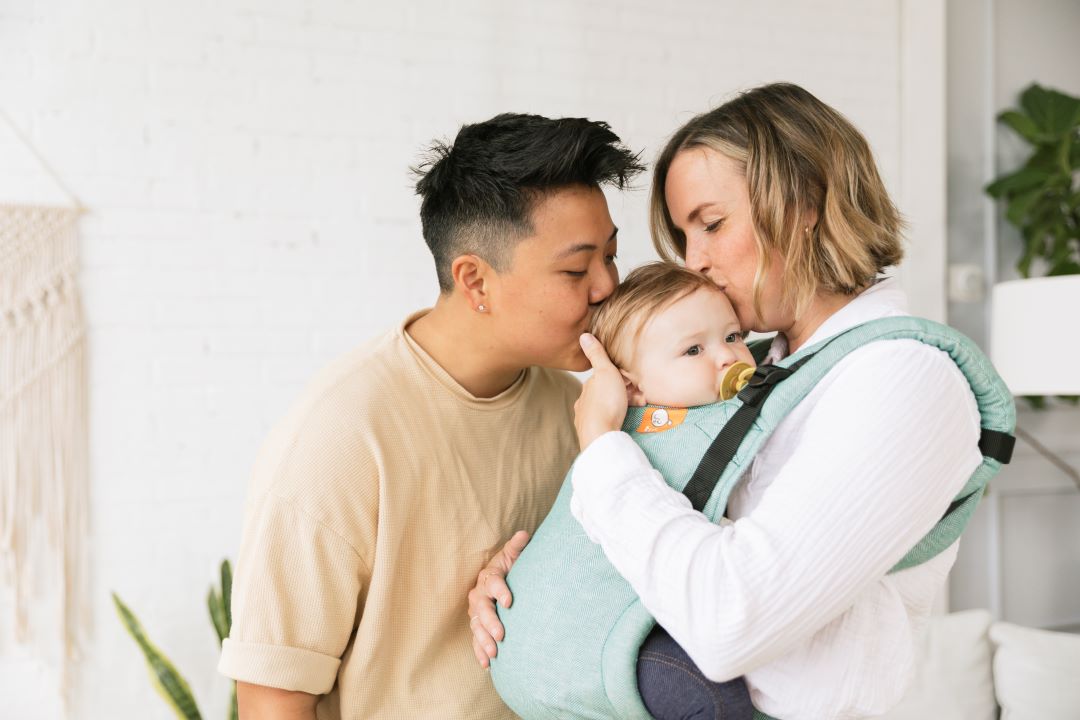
left=635, top=407, right=688, bottom=434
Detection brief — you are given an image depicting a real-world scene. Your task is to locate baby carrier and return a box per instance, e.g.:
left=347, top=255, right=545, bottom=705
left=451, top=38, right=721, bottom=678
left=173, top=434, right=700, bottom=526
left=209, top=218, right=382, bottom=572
left=489, top=317, right=1016, bottom=720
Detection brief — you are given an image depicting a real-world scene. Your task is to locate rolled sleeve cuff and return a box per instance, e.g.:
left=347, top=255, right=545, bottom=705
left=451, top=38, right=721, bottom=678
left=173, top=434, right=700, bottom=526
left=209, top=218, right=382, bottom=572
left=218, top=638, right=340, bottom=695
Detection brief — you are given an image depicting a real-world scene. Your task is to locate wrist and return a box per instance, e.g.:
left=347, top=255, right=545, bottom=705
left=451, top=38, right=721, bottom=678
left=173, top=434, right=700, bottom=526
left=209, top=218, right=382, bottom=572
left=579, top=423, right=617, bottom=451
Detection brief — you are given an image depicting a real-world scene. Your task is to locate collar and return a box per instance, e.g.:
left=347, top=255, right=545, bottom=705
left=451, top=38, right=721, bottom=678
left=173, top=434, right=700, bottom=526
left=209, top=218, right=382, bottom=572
left=399, top=309, right=532, bottom=409
left=766, top=276, right=909, bottom=363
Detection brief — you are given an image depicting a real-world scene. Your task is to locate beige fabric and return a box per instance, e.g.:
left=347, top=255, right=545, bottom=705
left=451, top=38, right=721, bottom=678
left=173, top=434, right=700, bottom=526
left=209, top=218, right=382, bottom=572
left=219, top=311, right=581, bottom=719
left=0, top=204, right=89, bottom=696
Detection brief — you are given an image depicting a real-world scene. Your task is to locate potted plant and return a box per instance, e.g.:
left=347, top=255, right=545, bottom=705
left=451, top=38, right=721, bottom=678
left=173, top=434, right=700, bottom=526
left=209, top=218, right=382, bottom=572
left=113, top=559, right=237, bottom=720
left=986, top=83, right=1079, bottom=406
left=986, top=83, right=1079, bottom=279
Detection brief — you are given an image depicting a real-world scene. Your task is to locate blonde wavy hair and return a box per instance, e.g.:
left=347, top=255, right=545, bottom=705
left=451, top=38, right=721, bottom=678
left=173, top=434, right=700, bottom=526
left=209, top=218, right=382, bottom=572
left=589, top=261, right=724, bottom=369
left=650, top=82, right=904, bottom=320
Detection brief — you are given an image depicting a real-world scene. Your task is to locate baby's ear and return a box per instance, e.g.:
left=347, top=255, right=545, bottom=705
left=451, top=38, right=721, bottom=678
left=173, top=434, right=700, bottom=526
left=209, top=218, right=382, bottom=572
left=620, top=370, right=648, bottom=407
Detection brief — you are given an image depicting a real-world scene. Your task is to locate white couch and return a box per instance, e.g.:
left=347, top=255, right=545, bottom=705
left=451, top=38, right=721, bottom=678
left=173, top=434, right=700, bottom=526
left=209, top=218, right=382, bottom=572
left=879, top=609, right=1080, bottom=720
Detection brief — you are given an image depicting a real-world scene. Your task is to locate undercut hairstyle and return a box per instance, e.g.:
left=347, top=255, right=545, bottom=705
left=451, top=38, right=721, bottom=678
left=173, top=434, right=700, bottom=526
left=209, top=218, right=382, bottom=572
left=650, top=82, right=905, bottom=320
left=589, top=261, right=725, bottom=370
left=413, top=113, right=645, bottom=292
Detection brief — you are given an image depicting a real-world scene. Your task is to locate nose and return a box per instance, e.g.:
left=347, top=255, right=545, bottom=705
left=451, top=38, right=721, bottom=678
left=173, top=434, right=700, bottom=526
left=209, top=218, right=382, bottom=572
left=588, top=261, right=618, bottom=305
left=716, top=342, right=738, bottom=369
left=685, top=235, right=710, bottom=274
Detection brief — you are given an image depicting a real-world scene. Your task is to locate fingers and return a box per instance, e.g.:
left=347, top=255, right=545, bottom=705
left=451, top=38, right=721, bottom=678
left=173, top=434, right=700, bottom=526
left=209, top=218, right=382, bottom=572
left=500, top=530, right=530, bottom=565
left=471, top=636, right=491, bottom=669
left=470, top=570, right=507, bottom=629
left=579, top=333, right=617, bottom=372
left=467, top=583, right=503, bottom=662
left=465, top=532, right=530, bottom=668
left=476, top=566, right=510, bottom=614
left=489, top=575, right=512, bottom=610
left=469, top=610, right=499, bottom=661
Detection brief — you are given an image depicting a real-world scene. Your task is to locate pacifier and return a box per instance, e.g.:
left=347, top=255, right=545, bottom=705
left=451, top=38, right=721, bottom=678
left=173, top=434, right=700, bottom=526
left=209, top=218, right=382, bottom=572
left=719, top=362, right=755, bottom=400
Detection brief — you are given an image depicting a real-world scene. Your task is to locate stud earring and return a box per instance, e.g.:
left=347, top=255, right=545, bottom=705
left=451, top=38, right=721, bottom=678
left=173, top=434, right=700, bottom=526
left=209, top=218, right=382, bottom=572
left=477, top=304, right=487, bottom=312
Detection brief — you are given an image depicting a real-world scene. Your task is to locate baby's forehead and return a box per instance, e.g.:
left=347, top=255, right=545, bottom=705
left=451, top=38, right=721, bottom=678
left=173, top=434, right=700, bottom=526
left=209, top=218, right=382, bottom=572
left=644, top=290, right=735, bottom=332
left=605, top=285, right=736, bottom=368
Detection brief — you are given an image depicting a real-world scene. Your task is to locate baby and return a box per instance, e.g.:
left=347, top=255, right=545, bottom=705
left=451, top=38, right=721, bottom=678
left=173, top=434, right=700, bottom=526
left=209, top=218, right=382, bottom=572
left=490, top=262, right=760, bottom=720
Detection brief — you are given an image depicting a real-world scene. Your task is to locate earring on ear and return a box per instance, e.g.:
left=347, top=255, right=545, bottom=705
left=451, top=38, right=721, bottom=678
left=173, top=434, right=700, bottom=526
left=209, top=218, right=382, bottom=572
left=477, top=304, right=487, bottom=312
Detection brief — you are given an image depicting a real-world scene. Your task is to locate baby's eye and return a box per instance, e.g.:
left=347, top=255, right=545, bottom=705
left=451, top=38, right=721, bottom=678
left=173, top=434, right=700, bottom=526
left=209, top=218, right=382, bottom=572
left=725, top=332, right=741, bottom=343
left=684, top=344, right=703, bottom=356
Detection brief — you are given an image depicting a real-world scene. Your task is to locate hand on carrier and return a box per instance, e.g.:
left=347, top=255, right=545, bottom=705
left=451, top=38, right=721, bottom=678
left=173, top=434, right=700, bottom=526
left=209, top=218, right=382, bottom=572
left=575, top=333, right=630, bottom=450
left=468, top=530, right=530, bottom=668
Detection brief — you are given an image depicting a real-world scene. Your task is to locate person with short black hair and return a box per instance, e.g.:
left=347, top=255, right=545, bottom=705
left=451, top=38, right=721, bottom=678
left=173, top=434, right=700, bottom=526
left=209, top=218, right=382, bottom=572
left=218, top=112, right=643, bottom=720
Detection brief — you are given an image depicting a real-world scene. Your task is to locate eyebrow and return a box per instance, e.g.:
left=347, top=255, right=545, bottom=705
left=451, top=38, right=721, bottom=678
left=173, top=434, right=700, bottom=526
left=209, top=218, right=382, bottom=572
left=685, top=203, right=721, bottom=225
left=676, top=323, right=741, bottom=345
left=555, top=226, right=619, bottom=259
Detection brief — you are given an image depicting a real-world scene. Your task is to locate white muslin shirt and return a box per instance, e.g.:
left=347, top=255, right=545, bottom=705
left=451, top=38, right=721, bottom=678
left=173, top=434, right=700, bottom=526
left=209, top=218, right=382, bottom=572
left=569, top=277, right=984, bottom=720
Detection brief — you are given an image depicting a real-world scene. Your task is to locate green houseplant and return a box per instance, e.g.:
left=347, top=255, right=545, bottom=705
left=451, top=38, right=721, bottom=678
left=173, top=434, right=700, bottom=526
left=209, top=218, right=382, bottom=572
left=113, top=559, right=237, bottom=720
left=986, top=82, right=1080, bottom=278
left=986, top=83, right=1080, bottom=408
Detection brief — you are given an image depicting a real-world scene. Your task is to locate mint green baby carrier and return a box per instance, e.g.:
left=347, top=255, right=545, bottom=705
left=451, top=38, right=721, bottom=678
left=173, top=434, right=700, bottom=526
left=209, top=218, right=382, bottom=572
left=490, top=317, right=1016, bottom=720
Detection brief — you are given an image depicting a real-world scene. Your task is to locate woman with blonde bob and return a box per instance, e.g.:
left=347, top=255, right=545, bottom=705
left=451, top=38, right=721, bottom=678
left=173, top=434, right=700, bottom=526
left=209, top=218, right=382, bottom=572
left=469, top=83, right=986, bottom=719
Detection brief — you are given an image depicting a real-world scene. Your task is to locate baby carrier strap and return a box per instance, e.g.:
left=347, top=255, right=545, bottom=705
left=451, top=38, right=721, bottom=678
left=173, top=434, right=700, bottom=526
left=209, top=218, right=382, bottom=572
left=746, top=336, right=775, bottom=365
left=683, top=317, right=1016, bottom=575
left=682, top=359, right=815, bottom=512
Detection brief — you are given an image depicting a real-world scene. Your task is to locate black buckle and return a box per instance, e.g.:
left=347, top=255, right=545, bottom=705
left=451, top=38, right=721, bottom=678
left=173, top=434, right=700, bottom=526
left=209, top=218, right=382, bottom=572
left=746, top=365, right=794, bottom=388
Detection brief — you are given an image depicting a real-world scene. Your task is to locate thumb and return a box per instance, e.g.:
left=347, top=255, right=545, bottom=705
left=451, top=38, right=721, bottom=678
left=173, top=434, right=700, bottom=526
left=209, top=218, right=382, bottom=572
left=579, top=333, right=617, bottom=372
left=501, top=530, right=531, bottom=564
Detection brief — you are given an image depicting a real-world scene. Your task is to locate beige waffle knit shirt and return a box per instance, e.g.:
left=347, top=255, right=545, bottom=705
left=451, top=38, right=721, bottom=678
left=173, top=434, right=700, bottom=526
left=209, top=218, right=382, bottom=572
left=218, top=310, right=581, bottom=719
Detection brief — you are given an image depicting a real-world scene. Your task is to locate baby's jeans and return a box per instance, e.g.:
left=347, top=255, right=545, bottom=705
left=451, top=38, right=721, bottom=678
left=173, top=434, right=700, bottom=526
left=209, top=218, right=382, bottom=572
left=636, top=625, right=754, bottom=720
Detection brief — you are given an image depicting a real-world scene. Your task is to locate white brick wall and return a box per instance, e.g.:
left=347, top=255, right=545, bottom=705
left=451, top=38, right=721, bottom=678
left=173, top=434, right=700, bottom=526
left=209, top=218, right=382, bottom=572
left=0, top=2, right=929, bottom=717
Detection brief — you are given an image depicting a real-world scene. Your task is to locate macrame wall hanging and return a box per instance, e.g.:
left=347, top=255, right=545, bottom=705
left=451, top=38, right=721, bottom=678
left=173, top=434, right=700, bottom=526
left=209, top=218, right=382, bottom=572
left=0, top=109, right=90, bottom=699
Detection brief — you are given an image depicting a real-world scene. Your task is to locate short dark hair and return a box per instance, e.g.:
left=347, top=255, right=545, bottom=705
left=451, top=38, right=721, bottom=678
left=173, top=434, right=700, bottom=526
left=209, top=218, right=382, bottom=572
left=413, top=113, right=644, bottom=292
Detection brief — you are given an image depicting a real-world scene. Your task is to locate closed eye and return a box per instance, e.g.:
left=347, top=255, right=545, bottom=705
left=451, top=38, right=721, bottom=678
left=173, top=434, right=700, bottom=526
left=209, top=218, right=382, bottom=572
left=704, top=219, right=724, bottom=233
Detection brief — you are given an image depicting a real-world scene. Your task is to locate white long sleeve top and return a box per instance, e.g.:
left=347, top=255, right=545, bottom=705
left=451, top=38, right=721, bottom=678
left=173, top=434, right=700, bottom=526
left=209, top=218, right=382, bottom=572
left=569, top=278, right=984, bottom=720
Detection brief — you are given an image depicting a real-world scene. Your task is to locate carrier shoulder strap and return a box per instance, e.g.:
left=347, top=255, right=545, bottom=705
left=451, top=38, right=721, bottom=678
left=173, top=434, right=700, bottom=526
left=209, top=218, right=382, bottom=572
left=746, top=337, right=775, bottom=365
left=682, top=359, right=812, bottom=512
left=681, top=324, right=1015, bottom=515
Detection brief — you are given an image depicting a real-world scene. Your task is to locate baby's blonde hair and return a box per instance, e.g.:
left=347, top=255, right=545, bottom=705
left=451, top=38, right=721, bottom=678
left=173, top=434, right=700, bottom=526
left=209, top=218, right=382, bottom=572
left=590, top=261, right=724, bottom=369
left=650, top=82, right=904, bottom=321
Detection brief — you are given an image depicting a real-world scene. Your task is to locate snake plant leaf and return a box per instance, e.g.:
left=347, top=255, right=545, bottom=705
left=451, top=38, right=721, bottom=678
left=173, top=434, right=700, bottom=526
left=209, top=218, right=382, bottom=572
left=208, top=588, right=228, bottom=646
left=219, top=559, right=238, bottom=720
left=220, top=560, right=233, bottom=632
left=112, top=593, right=203, bottom=720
